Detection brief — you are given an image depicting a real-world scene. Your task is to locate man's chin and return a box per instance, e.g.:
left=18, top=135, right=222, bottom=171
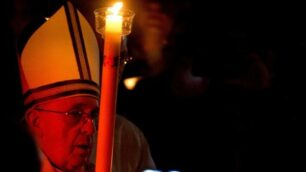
left=66, top=155, right=88, bottom=171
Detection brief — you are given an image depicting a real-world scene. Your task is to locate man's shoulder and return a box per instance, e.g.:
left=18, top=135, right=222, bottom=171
left=113, top=115, right=156, bottom=171
left=115, top=115, right=133, bottom=127
left=115, top=115, right=146, bottom=146
left=115, top=115, right=143, bottom=136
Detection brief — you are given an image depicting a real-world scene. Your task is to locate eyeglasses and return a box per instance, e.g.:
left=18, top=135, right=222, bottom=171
left=34, top=107, right=99, bottom=126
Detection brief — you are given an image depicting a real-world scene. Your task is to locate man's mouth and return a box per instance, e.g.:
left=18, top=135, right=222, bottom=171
left=75, top=144, right=91, bottom=156
left=77, top=144, right=89, bottom=150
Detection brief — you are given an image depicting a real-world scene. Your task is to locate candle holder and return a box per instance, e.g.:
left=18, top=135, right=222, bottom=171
left=94, top=8, right=135, bottom=38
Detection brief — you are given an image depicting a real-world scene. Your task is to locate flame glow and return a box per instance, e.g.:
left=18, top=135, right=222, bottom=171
left=123, top=76, right=142, bottom=90
left=108, top=2, right=123, bottom=15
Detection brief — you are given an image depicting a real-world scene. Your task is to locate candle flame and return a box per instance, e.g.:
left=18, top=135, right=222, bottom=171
left=108, top=2, right=123, bottom=15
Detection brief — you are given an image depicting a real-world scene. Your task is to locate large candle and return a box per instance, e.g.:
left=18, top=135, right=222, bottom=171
left=95, top=2, right=123, bottom=172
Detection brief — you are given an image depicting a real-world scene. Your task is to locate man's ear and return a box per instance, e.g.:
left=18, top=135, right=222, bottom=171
left=25, top=110, right=42, bottom=137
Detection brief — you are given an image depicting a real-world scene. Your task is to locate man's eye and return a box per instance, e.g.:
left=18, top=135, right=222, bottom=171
left=91, top=110, right=99, bottom=119
left=67, top=110, right=83, bottom=117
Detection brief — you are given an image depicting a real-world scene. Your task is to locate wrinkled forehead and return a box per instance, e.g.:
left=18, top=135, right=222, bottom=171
left=33, top=94, right=99, bottom=111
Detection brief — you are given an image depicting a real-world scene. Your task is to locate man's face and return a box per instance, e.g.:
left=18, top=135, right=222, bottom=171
left=30, top=95, right=98, bottom=171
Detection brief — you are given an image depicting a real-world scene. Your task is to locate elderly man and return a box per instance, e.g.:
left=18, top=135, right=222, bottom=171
left=17, top=0, right=155, bottom=171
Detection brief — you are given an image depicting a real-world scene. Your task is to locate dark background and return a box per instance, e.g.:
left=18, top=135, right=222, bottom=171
left=2, top=0, right=302, bottom=171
